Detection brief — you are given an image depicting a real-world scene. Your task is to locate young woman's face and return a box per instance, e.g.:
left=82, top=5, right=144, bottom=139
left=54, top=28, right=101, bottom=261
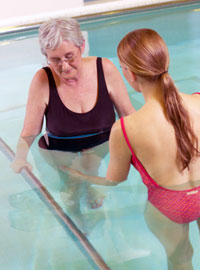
left=120, top=62, right=130, bottom=82
left=119, top=60, right=141, bottom=93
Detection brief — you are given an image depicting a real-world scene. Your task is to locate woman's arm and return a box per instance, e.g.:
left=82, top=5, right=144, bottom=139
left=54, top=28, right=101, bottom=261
left=102, top=58, right=136, bottom=117
left=11, top=69, right=49, bottom=173
left=60, top=166, right=119, bottom=186
left=60, top=120, right=132, bottom=186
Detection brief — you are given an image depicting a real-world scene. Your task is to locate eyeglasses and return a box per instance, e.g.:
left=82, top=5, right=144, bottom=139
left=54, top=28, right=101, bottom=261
left=47, top=52, right=79, bottom=66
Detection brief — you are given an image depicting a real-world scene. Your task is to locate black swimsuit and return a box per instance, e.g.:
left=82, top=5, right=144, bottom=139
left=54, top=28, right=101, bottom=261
left=38, top=57, right=116, bottom=152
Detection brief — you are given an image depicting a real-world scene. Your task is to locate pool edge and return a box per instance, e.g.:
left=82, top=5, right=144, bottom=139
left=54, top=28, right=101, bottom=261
left=0, top=0, right=198, bottom=36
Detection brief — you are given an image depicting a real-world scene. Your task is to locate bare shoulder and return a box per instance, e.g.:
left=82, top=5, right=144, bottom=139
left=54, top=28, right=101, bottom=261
left=29, top=68, right=49, bottom=93
left=82, top=56, right=97, bottom=65
left=181, top=91, right=200, bottom=100
left=101, top=57, right=118, bottom=73
left=120, top=109, right=153, bottom=142
left=83, top=56, right=113, bottom=69
left=123, top=110, right=144, bottom=129
left=109, top=118, right=133, bottom=157
left=31, top=68, right=49, bottom=85
left=82, top=56, right=99, bottom=74
left=110, top=115, right=137, bottom=144
left=110, top=119, right=123, bottom=138
left=190, top=92, right=200, bottom=102
left=180, top=92, right=200, bottom=110
left=28, top=68, right=49, bottom=104
left=99, top=58, right=135, bottom=116
left=190, top=91, right=200, bottom=96
left=101, top=57, right=125, bottom=92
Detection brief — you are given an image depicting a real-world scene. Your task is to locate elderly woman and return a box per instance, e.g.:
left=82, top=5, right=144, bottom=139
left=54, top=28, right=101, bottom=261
left=11, top=18, right=134, bottom=231
left=63, top=28, right=200, bottom=268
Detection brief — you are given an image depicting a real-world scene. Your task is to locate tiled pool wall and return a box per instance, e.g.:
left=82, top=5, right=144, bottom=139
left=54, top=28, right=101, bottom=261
left=0, top=0, right=193, bottom=30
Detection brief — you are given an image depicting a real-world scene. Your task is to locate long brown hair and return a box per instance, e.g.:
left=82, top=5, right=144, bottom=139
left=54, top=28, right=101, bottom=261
left=117, top=28, right=199, bottom=170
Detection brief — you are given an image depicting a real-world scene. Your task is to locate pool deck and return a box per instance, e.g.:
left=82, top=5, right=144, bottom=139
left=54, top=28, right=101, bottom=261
left=0, top=0, right=198, bottom=34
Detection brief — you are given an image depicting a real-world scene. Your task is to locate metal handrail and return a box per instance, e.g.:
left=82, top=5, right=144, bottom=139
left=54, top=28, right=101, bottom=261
left=0, top=137, right=110, bottom=270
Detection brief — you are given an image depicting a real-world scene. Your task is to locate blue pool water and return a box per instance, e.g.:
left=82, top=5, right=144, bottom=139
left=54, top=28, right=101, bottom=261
left=0, top=2, right=200, bottom=269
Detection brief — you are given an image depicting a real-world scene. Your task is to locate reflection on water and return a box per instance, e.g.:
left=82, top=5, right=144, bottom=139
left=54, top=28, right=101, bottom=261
left=8, top=189, right=58, bottom=231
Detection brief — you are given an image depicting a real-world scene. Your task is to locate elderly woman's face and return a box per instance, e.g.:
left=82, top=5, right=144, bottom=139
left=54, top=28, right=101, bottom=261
left=46, top=40, right=82, bottom=83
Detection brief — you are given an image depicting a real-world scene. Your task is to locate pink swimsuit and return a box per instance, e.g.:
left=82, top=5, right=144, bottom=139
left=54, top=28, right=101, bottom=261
left=120, top=117, right=200, bottom=224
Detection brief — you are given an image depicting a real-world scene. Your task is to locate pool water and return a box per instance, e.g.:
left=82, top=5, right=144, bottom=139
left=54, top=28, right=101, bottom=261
left=1, top=2, right=200, bottom=269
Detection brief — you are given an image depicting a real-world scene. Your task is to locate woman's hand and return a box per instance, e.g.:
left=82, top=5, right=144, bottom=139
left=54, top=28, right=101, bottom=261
left=60, top=165, right=85, bottom=179
left=60, top=165, right=118, bottom=186
left=10, top=158, right=33, bottom=173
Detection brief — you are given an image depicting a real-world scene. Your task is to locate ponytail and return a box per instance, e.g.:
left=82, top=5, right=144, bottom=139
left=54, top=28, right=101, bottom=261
left=161, top=73, right=199, bottom=170
left=118, top=28, right=199, bottom=170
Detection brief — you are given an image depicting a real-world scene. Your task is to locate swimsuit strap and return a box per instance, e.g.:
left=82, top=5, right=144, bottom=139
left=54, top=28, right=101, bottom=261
left=97, top=57, right=105, bottom=87
left=96, top=57, right=109, bottom=101
left=120, top=117, right=135, bottom=156
left=43, top=67, right=57, bottom=89
left=120, top=117, right=159, bottom=187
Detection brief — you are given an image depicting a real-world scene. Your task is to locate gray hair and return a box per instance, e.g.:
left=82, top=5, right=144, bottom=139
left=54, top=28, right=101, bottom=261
left=38, top=18, right=84, bottom=55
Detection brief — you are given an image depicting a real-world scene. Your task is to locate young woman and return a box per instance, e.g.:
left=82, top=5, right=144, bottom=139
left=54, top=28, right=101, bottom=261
left=63, top=28, right=200, bottom=269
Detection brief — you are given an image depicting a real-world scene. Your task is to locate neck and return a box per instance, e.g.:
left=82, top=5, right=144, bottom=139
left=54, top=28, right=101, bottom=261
left=140, top=80, right=163, bottom=104
left=61, top=77, right=78, bottom=86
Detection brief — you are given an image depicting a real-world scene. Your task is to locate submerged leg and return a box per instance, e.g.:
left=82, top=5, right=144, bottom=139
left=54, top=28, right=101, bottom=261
left=144, top=202, right=194, bottom=270
left=80, top=141, right=108, bottom=209
left=37, top=147, right=89, bottom=230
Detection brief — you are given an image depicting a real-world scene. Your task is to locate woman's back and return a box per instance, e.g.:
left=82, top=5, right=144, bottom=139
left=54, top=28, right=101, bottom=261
left=124, top=92, right=200, bottom=189
left=115, top=28, right=200, bottom=268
